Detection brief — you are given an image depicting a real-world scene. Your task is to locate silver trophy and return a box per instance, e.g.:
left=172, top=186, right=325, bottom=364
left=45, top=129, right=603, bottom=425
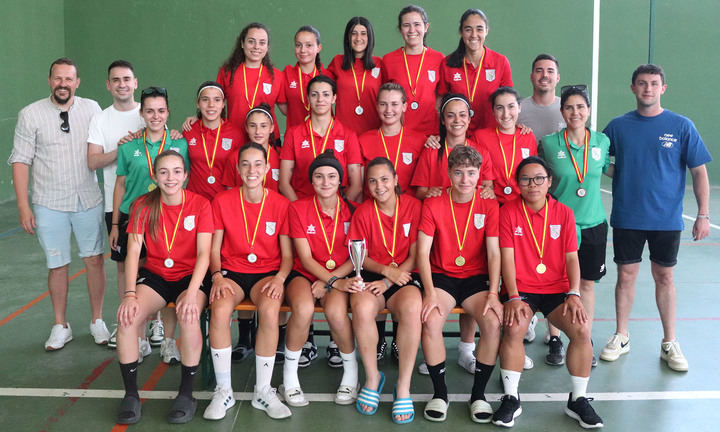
left=348, top=239, right=367, bottom=280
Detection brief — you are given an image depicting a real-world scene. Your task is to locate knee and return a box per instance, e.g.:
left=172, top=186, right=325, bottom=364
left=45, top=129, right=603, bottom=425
left=351, top=299, right=376, bottom=323
left=503, top=322, right=527, bottom=341
left=422, top=314, right=444, bottom=336
left=568, top=322, right=591, bottom=342
left=325, top=307, right=349, bottom=327
left=479, top=314, right=502, bottom=336
left=258, top=303, right=281, bottom=326
left=652, top=270, right=674, bottom=288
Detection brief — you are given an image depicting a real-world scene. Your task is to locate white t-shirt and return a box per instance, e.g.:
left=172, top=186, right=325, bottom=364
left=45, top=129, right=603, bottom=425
left=87, top=104, right=144, bottom=212
left=518, top=96, right=566, bottom=145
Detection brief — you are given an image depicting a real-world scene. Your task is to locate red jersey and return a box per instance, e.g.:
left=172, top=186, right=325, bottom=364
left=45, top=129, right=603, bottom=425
left=499, top=196, right=577, bottom=294
left=359, top=127, right=425, bottom=197
left=217, top=64, right=283, bottom=140
left=220, top=145, right=281, bottom=192
left=128, top=190, right=213, bottom=281
left=280, top=118, right=362, bottom=199
left=212, top=188, right=289, bottom=273
left=474, top=127, right=537, bottom=204
left=381, top=47, right=444, bottom=136
left=289, top=195, right=354, bottom=280
left=438, top=47, right=513, bottom=132
left=410, top=139, right=494, bottom=189
left=278, top=63, right=325, bottom=129
left=348, top=195, right=421, bottom=266
left=325, top=55, right=383, bottom=135
left=419, top=190, right=499, bottom=278
left=184, top=120, right=245, bottom=201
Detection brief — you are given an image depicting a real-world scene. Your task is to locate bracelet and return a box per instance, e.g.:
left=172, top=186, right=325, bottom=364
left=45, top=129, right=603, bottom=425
left=124, top=290, right=136, bottom=295
left=488, top=291, right=499, bottom=296
left=124, top=294, right=137, bottom=299
left=382, top=279, right=391, bottom=290
left=565, top=291, right=581, bottom=299
left=112, top=223, right=119, bottom=226
left=210, top=270, right=222, bottom=279
left=697, top=214, right=710, bottom=220
left=326, top=276, right=339, bottom=291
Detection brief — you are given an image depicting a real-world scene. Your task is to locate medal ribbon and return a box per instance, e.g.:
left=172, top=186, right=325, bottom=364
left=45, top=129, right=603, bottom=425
left=242, top=63, right=264, bottom=109
left=463, top=48, right=486, bottom=104
left=143, top=129, right=167, bottom=178
left=313, top=195, right=340, bottom=261
left=201, top=120, right=223, bottom=174
left=373, top=197, right=399, bottom=261
left=350, top=62, right=367, bottom=104
left=402, top=47, right=427, bottom=98
left=445, top=139, right=469, bottom=159
left=239, top=188, right=268, bottom=250
left=496, top=128, right=517, bottom=187
left=449, top=188, right=477, bottom=255
left=161, top=190, right=185, bottom=258
left=379, top=127, right=404, bottom=169
left=308, top=117, right=335, bottom=158
left=298, top=64, right=318, bottom=112
left=563, top=129, right=590, bottom=184
left=521, top=198, right=548, bottom=262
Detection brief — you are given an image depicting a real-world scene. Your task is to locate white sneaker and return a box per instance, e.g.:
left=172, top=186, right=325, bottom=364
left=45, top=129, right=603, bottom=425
left=543, top=330, right=552, bottom=345
left=417, top=361, right=429, bottom=375
left=161, top=338, right=181, bottom=364
left=524, top=315, right=538, bottom=343
left=334, top=384, right=357, bottom=405
left=107, top=324, right=118, bottom=349
left=45, top=323, right=73, bottom=351
left=138, top=338, right=152, bottom=364
left=279, top=384, right=309, bottom=407
left=458, top=352, right=476, bottom=374
left=203, top=386, right=235, bottom=420
left=661, top=340, right=689, bottom=372
left=252, top=385, right=291, bottom=419
left=600, top=333, right=630, bottom=362
left=523, top=355, right=534, bottom=370
left=149, top=319, right=164, bottom=346
left=90, top=319, right=110, bottom=345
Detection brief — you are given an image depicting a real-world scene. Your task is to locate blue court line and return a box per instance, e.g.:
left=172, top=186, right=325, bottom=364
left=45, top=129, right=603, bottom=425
left=0, top=227, right=22, bottom=239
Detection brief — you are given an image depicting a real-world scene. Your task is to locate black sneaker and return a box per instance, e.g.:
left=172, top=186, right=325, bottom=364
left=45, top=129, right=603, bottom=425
left=231, top=343, right=254, bottom=362
left=545, top=336, right=566, bottom=366
left=491, top=395, right=522, bottom=427
left=565, top=393, right=603, bottom=428
left=376, top=340, right=387, bottom=361
left=391, top=339, right=400, bottom=362
left=298, top=341, right=318, bottom=368
left=326, top=341, right=343, bottom=368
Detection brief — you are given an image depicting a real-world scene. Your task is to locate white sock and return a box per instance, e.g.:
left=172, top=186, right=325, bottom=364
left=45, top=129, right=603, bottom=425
left=210, top=346, right=232, bottom=390
left=570, top=375, right=589, bottom=400
left=458, top=341, right=476, bottom=357
left=339, top=350, right=358, bottom=387
left=283, top=348, right=301, bottom=389
left=500, top=368, right=522, bottom=398
left=255, top=355, right=275, bottom=390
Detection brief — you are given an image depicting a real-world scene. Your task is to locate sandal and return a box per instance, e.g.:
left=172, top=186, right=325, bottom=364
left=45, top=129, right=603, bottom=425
left=117, top=395, right=141, bottom=424
left=334, top=385, right=358, bottom=405
left=423, top=397, right=448, bottom=422
left=392, top=389, right=414, bottom=424
left=469, top=399, right=493, bottom=423
left=356, top=371, right=385, bottom=415
left=167, top=394, right=197, bottom=424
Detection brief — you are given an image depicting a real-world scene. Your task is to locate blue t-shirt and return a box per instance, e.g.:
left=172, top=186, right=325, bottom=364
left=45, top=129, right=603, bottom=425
left=603, top=110, right=711, bottom=230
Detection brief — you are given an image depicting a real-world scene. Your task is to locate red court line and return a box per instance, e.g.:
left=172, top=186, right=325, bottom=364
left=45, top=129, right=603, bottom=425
left=110, top=362, right=169, bottom=432
left=39, top=356, right=115, bottom=432
left=0, top=253, right=110, bottom=328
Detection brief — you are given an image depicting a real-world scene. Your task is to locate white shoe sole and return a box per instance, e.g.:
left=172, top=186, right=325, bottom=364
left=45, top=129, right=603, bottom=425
left=565, top=407, right=604, bottom=429
left=251, top=398, right=291, bottom=419
left=492, top=406, right=522, bottom=428
left=599, top=346, right=629, bottom=362
left=45, top=336, right=73, bottom=351
left=203, top=397, right=235, bottom=420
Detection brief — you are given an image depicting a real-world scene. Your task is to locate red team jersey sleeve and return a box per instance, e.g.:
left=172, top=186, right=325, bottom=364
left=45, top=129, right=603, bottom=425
left=129, top=191, right=213, bottom=281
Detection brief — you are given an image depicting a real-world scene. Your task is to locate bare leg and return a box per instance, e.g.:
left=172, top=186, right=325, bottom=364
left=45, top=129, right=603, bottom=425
left=49, top=265, right=69, bottom=325
left=350, top=290, right=384, bottom=412
left=615, top=263, right=640, bottom=336
left=579, top=279, right=595, bottom=333
left=651, top=262, right=676, bottom=342
left=83, top=254, right=106, bottom=322
left=387, top=286, right=421, bottom=422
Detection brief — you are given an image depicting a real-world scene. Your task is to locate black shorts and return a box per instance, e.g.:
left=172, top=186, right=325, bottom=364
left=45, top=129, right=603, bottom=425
left=431, top=273, right=489, bottom=305
left=220, top=269, right=279, bottom=298
left=613, top=228, right=681, bottom=267
left=106, top=212, right=146, bottom=262
left=517, top=292, right=567, bottom=317
left=578, top=222, right=608, bottom=281
left=360, top=270, right=422, bottom=301
left=136, top=267, right=210, bottom=304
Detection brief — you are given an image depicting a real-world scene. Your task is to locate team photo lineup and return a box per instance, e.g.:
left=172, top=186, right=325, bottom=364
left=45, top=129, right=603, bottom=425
left=9, top=3, right=713, bottom=429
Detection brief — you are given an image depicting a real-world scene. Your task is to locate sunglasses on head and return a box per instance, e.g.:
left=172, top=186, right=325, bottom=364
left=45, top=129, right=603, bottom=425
left=59, top=111, right=69, bottom=133
left=141, top=87, right=168, bottom=97
left=560, top=84, right=588, bottom=95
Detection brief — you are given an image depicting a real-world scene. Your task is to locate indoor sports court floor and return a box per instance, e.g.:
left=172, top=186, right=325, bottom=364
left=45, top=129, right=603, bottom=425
left=1, top=185, right=719, bottom=431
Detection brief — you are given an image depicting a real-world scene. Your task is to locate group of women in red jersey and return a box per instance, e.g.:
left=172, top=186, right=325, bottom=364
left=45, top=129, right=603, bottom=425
left=114, top=5, right=604, bottom=429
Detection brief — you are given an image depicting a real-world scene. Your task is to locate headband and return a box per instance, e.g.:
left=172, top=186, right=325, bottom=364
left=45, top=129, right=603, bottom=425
left=197, top=85, right=225, bottom=99
left=440, top=96, right=470, bottom=113
left=246, top=107, right=273, bottom=121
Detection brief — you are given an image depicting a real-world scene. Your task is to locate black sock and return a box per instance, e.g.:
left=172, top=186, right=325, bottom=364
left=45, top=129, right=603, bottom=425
left=178, top=364, right=198, bottom=398
left=427, top=361, right=448, bottom=402
left=392, top=321, right=399, bottom=340
left=376, top=319, right=386, bottom=348
left=236, top=317, right=253, bottom=347
left=277, top=323, right=287, bottom=352
left=471, top=361, right=495, bottom=402
left=119, top=361, right=139, bottom=399
left=307, top=323, right=315, bottom=345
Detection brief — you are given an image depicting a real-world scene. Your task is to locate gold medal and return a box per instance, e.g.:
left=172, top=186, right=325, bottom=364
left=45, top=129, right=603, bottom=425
left=455, top=256, right=466, bottom=266
left=148, top=183, right=157, bottom=192
left=313, top=196, right=341, bottom=272
left=449, top=189, right=477, bottom=269
left=326, top=259, right=336, bottom=270
left=390, top=261, right=398, bottom=268
left=160, top=191, right=185, bottom=270
left=521, top=199, right=549, bottom=276
left=536, top=263, right=546, bottom=274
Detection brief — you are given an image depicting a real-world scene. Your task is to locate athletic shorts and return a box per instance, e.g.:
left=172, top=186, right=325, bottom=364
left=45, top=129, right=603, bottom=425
left=108, top=212, right=146, bottom=262
left=518, top=292, right=566, bottom=317
left=136, top=267, right=210, bottom=304
left=431, top=273, right=489, bottom=305
left=360, top=270, right=422, bottom=301
left=613, top=228, right=681, bottom=267
left=34, top=202, right=105, bottom=269
left=578, top=222, right=608, bottom=281
left=218, top=269, right=302, bottom=298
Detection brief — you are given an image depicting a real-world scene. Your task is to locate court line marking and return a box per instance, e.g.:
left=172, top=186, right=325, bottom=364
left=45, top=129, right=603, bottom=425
left=600, top=188, right=720, bottom=230
left=2, top=388, right=719, bottom=402
left=110, top=362, right=169, bottom=432
left=0, top=226, right=22, bottom=239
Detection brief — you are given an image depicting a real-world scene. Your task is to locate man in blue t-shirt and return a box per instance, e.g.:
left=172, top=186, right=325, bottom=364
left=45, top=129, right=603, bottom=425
left=600, top=64, right=711, bottom=372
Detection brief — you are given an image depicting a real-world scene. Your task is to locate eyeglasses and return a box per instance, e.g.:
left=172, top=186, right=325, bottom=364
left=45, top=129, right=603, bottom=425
left=560, top=84, right=587, bottom=96
left=59, top=111, right=69, bottom=133
left=141, top=87, right=167, bottom=97
left=518, top=175, right=549, bottom=186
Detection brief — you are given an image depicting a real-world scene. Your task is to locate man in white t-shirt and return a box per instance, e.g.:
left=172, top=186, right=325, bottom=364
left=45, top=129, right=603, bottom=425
left=87, top=60, right=146, bottom=348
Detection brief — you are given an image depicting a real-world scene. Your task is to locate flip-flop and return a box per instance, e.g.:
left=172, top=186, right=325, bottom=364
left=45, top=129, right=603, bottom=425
left=469, top=399, right=493, bottom=423
left=167, top=394, right=197, bottom=424
left=392, top=387, right=414, bottom=424
left=355, top=371, right=385, bottom=415
left=423, top=397, right=448, bottom=422
left=117, top=395, right=141, bottom=424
